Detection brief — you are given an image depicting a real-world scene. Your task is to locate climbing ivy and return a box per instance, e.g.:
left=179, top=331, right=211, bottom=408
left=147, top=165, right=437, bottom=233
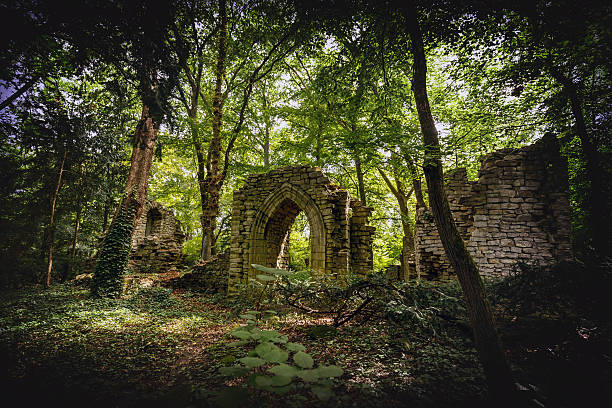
left=91, top=198, right=137, bottom=298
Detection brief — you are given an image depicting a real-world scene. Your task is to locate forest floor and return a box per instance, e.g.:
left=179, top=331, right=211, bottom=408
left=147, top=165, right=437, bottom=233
left=1, top=264, right=611, bottom=408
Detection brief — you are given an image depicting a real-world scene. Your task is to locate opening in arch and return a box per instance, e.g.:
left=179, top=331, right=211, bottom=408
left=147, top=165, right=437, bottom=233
left=277, top=211, right=311, bottom=272
left=249, top=186, right=326, bottom=278
left=145, top=208, right=162, bottom=236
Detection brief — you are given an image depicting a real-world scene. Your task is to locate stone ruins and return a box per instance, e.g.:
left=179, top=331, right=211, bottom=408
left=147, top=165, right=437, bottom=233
left=129, top=199, right=185, bottom=274
left=414, top=134, right=572, bottom=279
left=228, top=166, right=375, bottom=294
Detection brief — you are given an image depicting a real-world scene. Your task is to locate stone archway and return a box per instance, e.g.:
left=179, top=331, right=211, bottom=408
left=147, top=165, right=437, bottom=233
left=228, top=166, right=375, bottom=294
left=249, top=182, right=326, bottom=275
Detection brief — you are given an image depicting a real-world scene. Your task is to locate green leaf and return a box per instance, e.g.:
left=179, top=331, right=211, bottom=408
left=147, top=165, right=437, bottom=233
left=311, top=385, right=334, bottom=401
left=258, top=330, right=281, bottom=342
left=285, top=342, right=306, bottom=352
left=231, top=330, right=251, bottom=340
left=245, top=310, right=261, bottom=315
left=261, top=348, right=289, bottom=363
left=254, top=375, right=273, bottom=387
left=227, top=340, right=249, bottom=347
left=270, top=375, right=292, bottom=387
left=269, top=384, right=292, bottom=395
left=255, top=342, right=277, bottom=357
left=296, top=369, right=319, bottom=382
left=219, top=366, right=249, bottom=377
left=315, top=365, right=344, bottom=378
left=294, top=351, right=314, bottom=368
left=271, top=334, right=288, bottom=344
left=238, top=356, right=265, bottom=368
left=256, top=274, right=276, bottom=282
left=239, top=314, right=256, bottom=320
left=268, top=364, right=299, bottom=378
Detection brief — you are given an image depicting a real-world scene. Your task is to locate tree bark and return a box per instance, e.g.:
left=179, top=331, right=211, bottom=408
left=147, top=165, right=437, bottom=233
left=123, top=102, right=159, bottom=218
left=201, top=0, right=227, bottom=260
left=379, top=167, right=414, bottom=280
left=45, top=149, right=67, bottom=288
left=355, top=153, right=367, bottom=206
left=71, top=206, right=82, bottom=262
left=405, top=5, right=516, bottom=401
left=92, top=99, right=160, bottom=297
left=549, top=67, right=607, bottom=255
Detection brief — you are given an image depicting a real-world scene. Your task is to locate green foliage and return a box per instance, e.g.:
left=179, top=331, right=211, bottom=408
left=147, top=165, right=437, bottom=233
left=218, top=310, right=344, bottom=402
left=91, top=200, right=136, bottom=298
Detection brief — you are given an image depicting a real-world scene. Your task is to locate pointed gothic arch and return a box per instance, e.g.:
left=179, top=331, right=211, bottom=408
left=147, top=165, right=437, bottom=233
left=249, top=183, right=326, bottom=275
left=228, top=166, right=375, bottom=295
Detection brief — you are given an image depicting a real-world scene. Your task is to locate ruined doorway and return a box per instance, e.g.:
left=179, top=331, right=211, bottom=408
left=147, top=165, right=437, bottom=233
left=249, top=190, right=326, bottom=277
left=228, top=166, right=375, bottom=295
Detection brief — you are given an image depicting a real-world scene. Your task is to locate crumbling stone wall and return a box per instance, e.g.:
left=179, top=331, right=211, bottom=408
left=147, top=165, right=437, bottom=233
left=129, top=199, right=185, bottom=274
left=169, top=249, right=229, bottom=292
left=415, top=134, right=572, bottom=279
left=229, top=166, right=374, bottom=294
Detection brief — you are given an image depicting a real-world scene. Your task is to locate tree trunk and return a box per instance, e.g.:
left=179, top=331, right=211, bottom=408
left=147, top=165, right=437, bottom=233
left=92, top=100, right=160, bottom=297
left=379, top=167, right=414, bottom=281
left=262, top=87, right=271, bottom=167
left=549, top=67, right=607, bottom=255
left=45, top=149, right=67, bottom=288
left=355, top=153, right=367, bottom=206
left=201, top=0, right=227, bottom=260
left=70, top=206, right=82, bottom=263
left=405, top=5, right=516, bottom=402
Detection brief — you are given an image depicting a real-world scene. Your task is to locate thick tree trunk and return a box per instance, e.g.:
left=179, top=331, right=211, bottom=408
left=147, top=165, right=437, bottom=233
left=549, top=67, right=607, bottom=255
left=45, top=149, right=67, bottom=288
left=124, top=103, right=159, bottom=217
left=405, top=6, right=516, bottom=402
left=92, top=101, right=160, bottom=297
left=201, top=0, right=227, bottom=260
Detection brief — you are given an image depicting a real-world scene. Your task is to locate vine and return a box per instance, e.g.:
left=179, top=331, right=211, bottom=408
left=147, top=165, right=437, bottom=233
left=91, top=197, right=137, bottom=298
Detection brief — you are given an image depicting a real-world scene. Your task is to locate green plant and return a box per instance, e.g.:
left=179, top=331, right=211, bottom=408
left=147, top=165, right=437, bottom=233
left=218, top=306, right=344, bottom=403
left=91, top=198, right=137, bottom=298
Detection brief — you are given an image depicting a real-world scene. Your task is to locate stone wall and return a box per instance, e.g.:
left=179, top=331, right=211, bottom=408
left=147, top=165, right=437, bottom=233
left=129, top=199, right=185, bottom=274
left=415, top=134, right=572, bottom=279
left=169, top=249, right=229, bottom=292
left=228, top=165, right=374, bottom=294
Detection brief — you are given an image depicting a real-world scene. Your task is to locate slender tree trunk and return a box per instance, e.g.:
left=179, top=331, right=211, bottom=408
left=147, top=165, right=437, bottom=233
left=355, top=153, right=367, bottom=206
left=0, top=75, right=40, bottom=112
left=201, top=0, right=227, bottom=260
left=549, top=67, right=607, bottom=255
left=315, top=127, right=322, bottom=167
left=405, top=6, right=516, bottom=402
left=379, top=167, right=414, bottom=280
left=45, top=149, right=67, bottom=288
left=71, top=206, right=82, bottom=262
left=405, top=157, right=426, bottom=208
left=262, top=88, right=271, bottom=167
